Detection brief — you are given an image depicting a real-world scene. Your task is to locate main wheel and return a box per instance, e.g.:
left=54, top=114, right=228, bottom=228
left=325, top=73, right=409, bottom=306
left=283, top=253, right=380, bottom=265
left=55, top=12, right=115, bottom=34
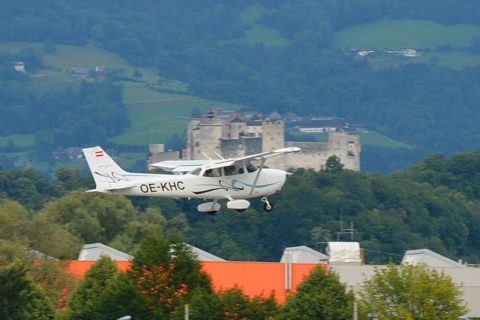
left=235, top=209, right=246, bottom=213
left=263, top=202, right=273, bottom=212
left=206, top=211, right=218, bottom=216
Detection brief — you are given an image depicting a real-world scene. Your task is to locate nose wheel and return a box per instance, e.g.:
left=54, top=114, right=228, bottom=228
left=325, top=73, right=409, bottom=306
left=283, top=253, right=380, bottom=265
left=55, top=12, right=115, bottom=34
left=261, top=197, right=273, bottom=212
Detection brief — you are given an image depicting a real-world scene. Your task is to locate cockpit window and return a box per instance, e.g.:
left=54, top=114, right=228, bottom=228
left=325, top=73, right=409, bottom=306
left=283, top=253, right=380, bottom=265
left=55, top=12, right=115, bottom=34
left=190, top=168, right=202, bottom=176
left=246, top=161, right=257, bottom=173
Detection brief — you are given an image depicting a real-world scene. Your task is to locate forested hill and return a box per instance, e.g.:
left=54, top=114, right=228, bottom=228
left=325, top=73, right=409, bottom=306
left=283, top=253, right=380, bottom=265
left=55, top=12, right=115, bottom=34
left=1, top=1, right=480, bottom=172
left=2, top=151, right=480, bottom=264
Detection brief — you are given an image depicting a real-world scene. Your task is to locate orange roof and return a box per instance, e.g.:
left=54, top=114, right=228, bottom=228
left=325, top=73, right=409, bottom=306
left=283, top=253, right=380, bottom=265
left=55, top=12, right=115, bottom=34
left=66, top=260, right=324, bottom=303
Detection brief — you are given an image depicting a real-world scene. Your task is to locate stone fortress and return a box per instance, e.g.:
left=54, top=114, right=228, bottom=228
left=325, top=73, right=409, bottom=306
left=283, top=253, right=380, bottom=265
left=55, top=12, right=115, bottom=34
left=148, top=110, right=361, bottom=171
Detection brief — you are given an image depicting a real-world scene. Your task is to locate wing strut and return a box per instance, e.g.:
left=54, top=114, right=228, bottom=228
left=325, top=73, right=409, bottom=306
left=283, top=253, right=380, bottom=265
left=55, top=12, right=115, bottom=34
left=249, top=158, right=266, bottom=195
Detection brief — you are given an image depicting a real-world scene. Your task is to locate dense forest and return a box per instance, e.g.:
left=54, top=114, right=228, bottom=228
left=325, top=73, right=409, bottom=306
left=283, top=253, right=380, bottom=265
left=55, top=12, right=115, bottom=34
left=0, top=0, right=480, bottom=172
left=2, top=151, right=480, bottom=264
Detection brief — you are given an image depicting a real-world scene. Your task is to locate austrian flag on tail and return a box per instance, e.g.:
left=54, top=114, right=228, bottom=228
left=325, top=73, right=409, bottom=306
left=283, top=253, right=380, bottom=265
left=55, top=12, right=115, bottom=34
left=95, top=150, right=104, bottom=157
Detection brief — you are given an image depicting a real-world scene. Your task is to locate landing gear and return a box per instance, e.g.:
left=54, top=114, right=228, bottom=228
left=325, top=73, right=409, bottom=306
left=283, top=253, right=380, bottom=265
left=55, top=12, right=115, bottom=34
left=261, top=197, right=273, bottom=212
left=198, top=201, right=221, bottom=215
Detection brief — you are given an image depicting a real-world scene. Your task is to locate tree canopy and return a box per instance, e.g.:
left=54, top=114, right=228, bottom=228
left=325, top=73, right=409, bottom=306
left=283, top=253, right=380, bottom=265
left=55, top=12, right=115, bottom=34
left=280, top=267, right=353, bottom=320
left=358, top=263, right=467, bottom=319
left=0, top=260, right=56, bottom=320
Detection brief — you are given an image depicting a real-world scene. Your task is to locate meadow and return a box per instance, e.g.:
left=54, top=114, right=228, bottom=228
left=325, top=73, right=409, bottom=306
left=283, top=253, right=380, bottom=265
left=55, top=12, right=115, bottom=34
left=333, top=19, right=480, bottom=70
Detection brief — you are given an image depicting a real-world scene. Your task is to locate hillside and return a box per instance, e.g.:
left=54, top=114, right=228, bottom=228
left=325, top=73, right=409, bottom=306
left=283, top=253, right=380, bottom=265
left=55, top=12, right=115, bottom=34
left=1, top=1, right=480, bottom=173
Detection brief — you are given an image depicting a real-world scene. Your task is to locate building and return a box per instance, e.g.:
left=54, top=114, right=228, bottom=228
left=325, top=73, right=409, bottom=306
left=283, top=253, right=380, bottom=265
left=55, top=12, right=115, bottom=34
left=148, top=111, right=361, bottom=171
left=288, top=117, right=347, bottom=133
left=13, top=61, right=26, bottom=73
left=78, top=243, right=134, bottom=261
left=67, top=242, right=321, bottom=303
left=67, top=243, right=480, bottom=317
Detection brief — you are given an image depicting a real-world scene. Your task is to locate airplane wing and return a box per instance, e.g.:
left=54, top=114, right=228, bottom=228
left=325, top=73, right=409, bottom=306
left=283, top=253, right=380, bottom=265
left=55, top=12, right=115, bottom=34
left=229, top=147, right=301, bottom=165
left=202, top=147, right=301, bottom=169
left=150, top=147, right=301, bottom=173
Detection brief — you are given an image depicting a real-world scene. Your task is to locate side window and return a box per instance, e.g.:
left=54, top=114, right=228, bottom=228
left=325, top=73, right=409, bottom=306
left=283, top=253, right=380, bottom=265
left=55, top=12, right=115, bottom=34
left=224, top=165, right=243, bottom=176
left=204, top=168, right=221, bottom=177
left=224, top=166, right=235, bottom=176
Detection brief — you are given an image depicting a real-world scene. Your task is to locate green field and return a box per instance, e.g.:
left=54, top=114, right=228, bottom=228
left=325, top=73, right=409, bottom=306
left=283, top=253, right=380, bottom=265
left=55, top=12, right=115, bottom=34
left=334, top=19, right=480, bottom=70
left=223, top=4, right=290, bottom=48
left=113, top=82, right=238, bottom=145
left=360, top=131, right=410, bottom=148
left=289, top=131, right=409, bottom=149
left=334, top=19, right=480, bottom=50
left=0, top=134, right=35, bottom=147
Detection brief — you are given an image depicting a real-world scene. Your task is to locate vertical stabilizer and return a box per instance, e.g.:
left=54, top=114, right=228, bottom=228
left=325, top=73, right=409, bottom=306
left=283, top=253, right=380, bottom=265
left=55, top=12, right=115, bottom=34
left=82, top=146, right=128, bottom=191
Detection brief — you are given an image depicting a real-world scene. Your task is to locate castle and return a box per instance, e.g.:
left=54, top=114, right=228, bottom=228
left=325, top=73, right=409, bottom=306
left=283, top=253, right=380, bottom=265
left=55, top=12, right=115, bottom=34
left=148, top=111, right=361, bottom=171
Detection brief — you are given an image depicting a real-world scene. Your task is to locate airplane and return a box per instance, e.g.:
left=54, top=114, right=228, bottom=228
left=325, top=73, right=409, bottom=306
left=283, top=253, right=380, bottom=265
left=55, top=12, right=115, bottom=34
left=82, top=146, right=300, bottom=214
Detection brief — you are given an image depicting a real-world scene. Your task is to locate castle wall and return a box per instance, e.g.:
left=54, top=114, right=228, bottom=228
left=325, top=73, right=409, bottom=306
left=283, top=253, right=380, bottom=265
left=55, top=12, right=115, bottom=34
left=284, top=132, right=360, bottom=171
left=220, top=137, right=262, bottom=159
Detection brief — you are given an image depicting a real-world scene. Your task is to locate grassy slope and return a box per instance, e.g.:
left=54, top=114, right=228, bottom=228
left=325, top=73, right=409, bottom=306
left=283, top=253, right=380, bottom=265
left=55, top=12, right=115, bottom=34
left=289, top=131, right=410, bottom=148
left=360, top=131, right=410, bottom=148
left=114, top=82, right=236, bottom=145
left=0, top=42, right=238, bottom=148
left=223, top=4, right=290, bottom=48
left=333, top=19, right=480, bottom=69
left=334, top=20, right=480, bottom=49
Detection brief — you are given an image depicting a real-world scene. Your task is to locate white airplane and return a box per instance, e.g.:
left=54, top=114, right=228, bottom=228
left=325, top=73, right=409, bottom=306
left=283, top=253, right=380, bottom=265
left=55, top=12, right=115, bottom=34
left=82, top=146, right=300, bottom=214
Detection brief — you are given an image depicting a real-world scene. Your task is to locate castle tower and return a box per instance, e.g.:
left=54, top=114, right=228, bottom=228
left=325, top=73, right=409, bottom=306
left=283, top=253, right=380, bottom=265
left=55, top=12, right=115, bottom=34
left=262, top=118, right=286, bottom=168
left=327, top=132, right=361, bottom=171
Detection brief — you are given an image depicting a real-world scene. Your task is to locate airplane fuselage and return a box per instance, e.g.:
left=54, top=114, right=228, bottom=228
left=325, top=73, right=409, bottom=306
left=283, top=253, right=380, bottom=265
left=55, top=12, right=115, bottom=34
left=101, top=168, right=287, bottom=199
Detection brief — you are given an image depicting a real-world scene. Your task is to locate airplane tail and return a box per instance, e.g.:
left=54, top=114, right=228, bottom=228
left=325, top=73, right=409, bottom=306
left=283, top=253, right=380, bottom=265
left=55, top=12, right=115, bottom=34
left=82, top=146, right=129, bottom=191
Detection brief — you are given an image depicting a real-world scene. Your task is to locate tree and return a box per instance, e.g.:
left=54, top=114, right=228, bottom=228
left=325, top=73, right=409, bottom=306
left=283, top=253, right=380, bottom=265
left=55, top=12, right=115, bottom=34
left=279, top=266, right=353, bottom=320
left=53, top=167, right=90, bottom=194
left=31, top=260, right=77, bottom=312
left=219, top=287, right=279, bottom=320
left=66, top=256, right=120, bottom=320
left=94, top=272, right=149, bottom=320
left=41, top=191, right=137, bottom=244
left=358, top=263, right=467, bottom=319
left=0, top=260, right=55, bottom=320
left=324, top=155, right=344, bottom=172
left=128, top=231, right=213, bottom=319
left=171, top=288, right=225, bottom=320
